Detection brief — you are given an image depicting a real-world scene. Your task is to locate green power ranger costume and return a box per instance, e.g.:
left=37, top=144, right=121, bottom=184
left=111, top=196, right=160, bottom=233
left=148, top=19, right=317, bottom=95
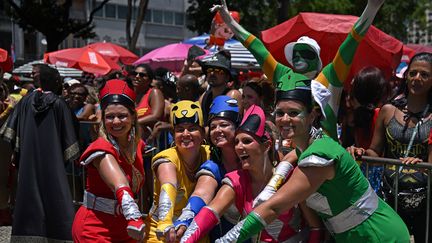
left=216, top=0, right=381, bottom=140
left=213, top=1, right=410, bottom=242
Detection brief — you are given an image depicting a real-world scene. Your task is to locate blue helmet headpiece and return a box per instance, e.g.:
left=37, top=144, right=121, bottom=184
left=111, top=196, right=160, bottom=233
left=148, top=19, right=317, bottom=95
left=208, top=95, right=240, bottom=125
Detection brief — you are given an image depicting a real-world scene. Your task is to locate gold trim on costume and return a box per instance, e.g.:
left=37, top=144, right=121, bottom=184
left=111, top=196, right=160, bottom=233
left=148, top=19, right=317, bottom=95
left=1, top=126, right=15, bottom=142
left=64, top=142, right=80, bottom=162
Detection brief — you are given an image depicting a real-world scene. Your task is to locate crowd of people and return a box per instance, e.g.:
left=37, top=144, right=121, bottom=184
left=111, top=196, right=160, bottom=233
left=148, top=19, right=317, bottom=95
left=0, top=0, right=432, bottom=242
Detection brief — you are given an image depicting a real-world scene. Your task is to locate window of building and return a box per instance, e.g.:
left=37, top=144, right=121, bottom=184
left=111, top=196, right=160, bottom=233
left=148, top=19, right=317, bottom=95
left=175, top=12, right=184, bottom=26
left=105, top=4, right=116, bottom=18
left=72, top=38, right=83, bottom=48
left=164, top=11, right=174, bottom=25
left=94, top=6, right=103, bottom=17
left=153, top=9, right=163, bottom=24
left=144, top=9, right=152, bottom=22
left=118, top=5, right=128, bottom=19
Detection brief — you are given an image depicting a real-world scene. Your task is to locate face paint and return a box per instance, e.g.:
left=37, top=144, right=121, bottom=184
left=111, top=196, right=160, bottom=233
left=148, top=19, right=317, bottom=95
left=292, top=44, right=319, bottom=76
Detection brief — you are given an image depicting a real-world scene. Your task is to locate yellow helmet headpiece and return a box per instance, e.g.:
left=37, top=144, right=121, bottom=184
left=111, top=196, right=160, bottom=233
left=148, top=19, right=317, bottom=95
left=170, top=100, right=203, bottom=127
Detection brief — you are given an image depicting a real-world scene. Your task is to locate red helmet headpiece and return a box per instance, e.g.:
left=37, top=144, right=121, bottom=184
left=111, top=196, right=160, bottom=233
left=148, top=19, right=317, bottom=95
left=99, top=79, right=136, bottom=111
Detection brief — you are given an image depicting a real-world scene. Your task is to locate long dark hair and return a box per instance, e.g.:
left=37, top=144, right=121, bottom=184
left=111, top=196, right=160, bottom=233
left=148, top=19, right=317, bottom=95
left=391, top=52, right=432, bottom=112
left=135, top=64, right=154, bottom=81
left=351, top=66, right=389, bottom=128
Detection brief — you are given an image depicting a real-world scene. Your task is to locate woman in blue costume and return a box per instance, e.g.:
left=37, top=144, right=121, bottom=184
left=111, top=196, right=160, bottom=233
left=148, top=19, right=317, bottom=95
left=173, top=95, right=245, bottom=241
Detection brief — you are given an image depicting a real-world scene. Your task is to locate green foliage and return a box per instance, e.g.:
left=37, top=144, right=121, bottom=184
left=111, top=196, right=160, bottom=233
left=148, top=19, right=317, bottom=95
left=186, top=0, right=279, bottom=37
left=5, top=0, right=108, bottom=51
left=186, top=0, right=430, bottom=43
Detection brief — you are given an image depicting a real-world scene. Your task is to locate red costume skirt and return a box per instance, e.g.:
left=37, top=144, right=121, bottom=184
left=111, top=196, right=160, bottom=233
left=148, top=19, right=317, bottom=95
left=72, top=206, right=136, bottom=242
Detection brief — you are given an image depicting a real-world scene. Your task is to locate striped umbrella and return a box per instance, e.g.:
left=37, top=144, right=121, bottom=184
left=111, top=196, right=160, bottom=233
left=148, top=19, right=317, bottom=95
left=13, top=60, right=83, bottom=78
left=183, top=34, right=259, bottom=70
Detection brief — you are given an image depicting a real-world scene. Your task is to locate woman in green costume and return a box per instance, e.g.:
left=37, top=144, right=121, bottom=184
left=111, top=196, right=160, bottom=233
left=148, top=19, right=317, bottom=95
left=213, top=0, right=386, bottom=140
left=215, top=76, right=410, bottom=243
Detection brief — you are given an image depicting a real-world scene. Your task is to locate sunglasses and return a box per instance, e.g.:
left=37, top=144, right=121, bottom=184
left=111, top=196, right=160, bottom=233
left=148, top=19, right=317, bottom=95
left=130, top=71, right=148, bottom=78
left=206, top=67, right=225, bottom=74
left=293, top=49, right=317, bottom=60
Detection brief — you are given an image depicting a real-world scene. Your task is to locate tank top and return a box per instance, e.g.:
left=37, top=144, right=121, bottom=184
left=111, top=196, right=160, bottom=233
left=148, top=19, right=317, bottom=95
left=136, top=88, right=153, bottom=118
left=383, top=116, right=431, bottom=189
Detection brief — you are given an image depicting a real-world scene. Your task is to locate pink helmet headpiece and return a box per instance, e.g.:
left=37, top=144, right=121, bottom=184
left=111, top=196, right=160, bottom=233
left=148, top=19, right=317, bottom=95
left=237, top=105, right=269, bottom=142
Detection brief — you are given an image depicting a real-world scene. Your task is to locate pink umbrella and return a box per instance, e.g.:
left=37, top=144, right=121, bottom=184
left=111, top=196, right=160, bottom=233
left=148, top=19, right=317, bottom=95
left=133, top=43, right=208, bottom=72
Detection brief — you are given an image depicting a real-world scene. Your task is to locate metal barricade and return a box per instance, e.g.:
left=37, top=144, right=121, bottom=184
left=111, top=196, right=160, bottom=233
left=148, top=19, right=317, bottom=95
left=361, top=156, right=432, bottom=242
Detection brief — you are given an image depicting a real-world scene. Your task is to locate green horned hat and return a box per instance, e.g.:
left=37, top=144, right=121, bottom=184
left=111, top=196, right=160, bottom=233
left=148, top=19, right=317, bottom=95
left=275, top=72, right=313, bottom=109
left=275, top=71, right=331, bottom=119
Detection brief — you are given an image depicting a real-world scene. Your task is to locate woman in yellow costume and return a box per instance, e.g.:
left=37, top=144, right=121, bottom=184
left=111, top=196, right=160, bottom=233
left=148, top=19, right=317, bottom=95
left=145, top=100, right=210, bottom=243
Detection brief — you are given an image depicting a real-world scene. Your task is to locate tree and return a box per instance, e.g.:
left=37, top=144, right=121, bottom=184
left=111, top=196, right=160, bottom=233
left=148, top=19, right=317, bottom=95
left=186, top=0, right=279, bottom=37
left=126, top=0, right=149, bottom=52
left=186, top=0, right=430, bottom=43
left=5, top=0, right=110, bottom=52
left=291, top=0, right=430, bottom=43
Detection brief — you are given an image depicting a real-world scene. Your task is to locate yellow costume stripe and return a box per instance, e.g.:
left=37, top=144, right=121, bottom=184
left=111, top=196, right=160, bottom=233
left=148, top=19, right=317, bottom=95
left=316, top=72, right=330, bottom=89
left=243, top=35, right=256, bottom=48
left=333, top=51, right=350, bottom=84
left=350, top=28, right=364, bottom=43
left=262, top=55, right=278, bottom=82
left=156, top=183, right=178, bottom=233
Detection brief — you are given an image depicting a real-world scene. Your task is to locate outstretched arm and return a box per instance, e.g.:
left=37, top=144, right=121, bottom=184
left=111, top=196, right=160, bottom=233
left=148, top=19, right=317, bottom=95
left=211, top=0, right=291, bottom=84
left=314, top=0, right=385, bottom=140
left=253, top=160, right=296, bottom=207
left=153, top=162, right=178, bottom=243
left=94, top=154, right=145, bottom=241
left=217, top=165, right=333, bottom=243
left=180, top=185, right=236, bottom=243
left=174, top=159, right=221, bottom=238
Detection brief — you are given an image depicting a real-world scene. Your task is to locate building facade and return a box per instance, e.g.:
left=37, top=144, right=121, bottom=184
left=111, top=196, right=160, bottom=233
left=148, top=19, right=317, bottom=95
left=407, top=9, right=432, bottom=45
left=0, top=0, right=196, bottom=64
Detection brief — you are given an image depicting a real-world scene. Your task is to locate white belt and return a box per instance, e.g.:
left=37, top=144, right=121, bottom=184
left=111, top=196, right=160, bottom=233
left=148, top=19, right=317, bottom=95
left=83, top=190, right=119, bottom=215
left=324, top=185, right=378, bottom=234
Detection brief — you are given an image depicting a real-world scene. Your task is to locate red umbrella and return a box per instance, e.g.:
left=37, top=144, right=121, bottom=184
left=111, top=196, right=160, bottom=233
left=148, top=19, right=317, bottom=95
left=406, top=44, right=432, bottom=55
left=402, top=45, right=416, bottom=62
left=0, top=48, right=7, bottom=62
left=44, top=47, right=120, bottom=75
left=0, top=48, right=13, bottom=72
left=261, top=12, right=403, bottom=86
left=87, top=42, right=138, bottom=65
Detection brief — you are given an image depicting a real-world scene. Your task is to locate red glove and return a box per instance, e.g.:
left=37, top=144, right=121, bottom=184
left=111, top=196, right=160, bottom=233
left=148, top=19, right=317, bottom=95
left=115, top=186, right=145, bottom=240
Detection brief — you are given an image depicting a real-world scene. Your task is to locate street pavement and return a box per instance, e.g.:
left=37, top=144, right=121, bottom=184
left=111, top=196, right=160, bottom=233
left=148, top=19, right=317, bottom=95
left=0, top=226, right=11, bottom=242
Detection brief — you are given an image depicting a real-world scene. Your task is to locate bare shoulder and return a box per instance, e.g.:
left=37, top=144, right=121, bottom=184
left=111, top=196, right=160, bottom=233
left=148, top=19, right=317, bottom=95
left=376, top=103, right=397, bottom=126
left=151, top=88, right=163, bottom=96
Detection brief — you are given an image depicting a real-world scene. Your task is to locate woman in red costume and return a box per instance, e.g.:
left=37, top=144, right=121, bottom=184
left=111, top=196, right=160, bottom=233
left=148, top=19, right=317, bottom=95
left=72, top=79, right=146, bottom=242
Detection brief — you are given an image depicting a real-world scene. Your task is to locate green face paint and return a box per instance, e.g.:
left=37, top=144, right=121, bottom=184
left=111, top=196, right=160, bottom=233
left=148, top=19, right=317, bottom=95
left=292, top=43, right=319, bottom=74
